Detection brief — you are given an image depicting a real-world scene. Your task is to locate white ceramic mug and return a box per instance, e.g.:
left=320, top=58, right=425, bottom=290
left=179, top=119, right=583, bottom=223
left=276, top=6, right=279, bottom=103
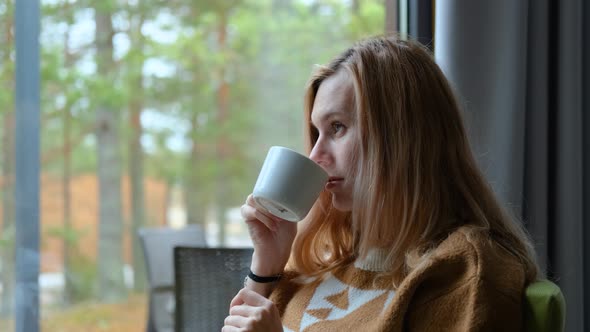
left=252, top=146, right=329, bottom=222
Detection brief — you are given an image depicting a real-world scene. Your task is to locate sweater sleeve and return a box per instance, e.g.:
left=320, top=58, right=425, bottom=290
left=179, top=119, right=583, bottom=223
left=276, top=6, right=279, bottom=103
left=403, top=228, right=527, bottom=332
left=268, top=270, right=303, bottom=317
left=405, top=276, right=524, bottom=332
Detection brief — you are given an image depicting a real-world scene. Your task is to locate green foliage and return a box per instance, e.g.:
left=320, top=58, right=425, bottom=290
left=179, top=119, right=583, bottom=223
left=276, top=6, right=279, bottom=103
left=66, top=252, right=98, bottom=303
left=348, top=0, right=386, bottom=40
left=4, top=0, right=387, bottom=304
left=0, top=0, right=14, bottom=117
left=46, top=225, right=97, bottom=302
left=0, top=224, right=14, bottom=249
left=5, top=0, right=388, bottom=208
left=45, top=225, right=88, bottom=247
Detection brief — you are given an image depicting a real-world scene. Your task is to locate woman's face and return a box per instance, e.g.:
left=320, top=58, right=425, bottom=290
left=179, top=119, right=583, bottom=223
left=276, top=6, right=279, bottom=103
left=309, top=70, right=357, bottom=212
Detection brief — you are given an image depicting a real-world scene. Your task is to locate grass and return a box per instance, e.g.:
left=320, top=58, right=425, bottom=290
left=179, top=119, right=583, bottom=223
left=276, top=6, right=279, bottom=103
left=0, top=293, right=147, bottom=332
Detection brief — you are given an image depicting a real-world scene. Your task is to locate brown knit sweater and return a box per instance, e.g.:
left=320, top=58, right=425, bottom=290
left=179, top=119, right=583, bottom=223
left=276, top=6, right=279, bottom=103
left=270, top=227, right=527, bottom=331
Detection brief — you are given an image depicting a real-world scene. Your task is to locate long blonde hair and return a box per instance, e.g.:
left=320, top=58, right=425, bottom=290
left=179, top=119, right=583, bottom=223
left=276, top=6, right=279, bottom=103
left=291, top=35, right=540, bottom=285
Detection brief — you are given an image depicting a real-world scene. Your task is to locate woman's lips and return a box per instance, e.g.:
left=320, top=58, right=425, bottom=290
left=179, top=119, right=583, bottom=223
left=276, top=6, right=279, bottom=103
left=326, top=177, right=344, bottom=190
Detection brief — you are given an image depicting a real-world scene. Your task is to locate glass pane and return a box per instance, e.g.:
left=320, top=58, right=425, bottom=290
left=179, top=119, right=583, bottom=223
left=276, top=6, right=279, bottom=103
left=0, top=0, right=386, bottom=331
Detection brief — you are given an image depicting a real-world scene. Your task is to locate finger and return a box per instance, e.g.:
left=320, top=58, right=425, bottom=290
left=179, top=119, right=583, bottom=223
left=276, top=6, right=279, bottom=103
left=224, top=314, right=251, bottom=327
left=242, top=209, right=277, bottom=232
left=229, top=304, right=259, bottom=317
left=247, top=196, right=281, bottom=221
left=221, top=325, right=240, bottom=332
left=229, top=291, right=246, bottom=308
left=246, top=194, right=256, bottom=206
left=240, top=203, right=259, bottom=222
left=235, top=288, right=270, bottom=307
left=248, top=196, right=293, bottom=225
left=241, top=195, right=270, bottom=221
left=241, top=203, right=279, bottom=232
left=241, top=200, right=275, bottom=223
left=252, top=209, right=279, bottom=232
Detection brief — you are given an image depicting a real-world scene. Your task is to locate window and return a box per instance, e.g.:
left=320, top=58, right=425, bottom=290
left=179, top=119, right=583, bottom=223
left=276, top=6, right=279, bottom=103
left=0, top=0, right=387, bottom=330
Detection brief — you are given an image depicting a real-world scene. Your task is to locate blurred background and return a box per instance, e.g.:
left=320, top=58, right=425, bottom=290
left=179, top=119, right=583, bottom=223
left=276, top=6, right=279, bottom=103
left=0, top=0, right=389, bottom=331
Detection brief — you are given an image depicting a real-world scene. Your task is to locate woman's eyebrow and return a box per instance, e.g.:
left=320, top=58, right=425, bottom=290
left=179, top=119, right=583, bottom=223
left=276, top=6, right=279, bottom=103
left=316, top=109, right=348, bottom=124
left=310, top=107, right=352, bottom=129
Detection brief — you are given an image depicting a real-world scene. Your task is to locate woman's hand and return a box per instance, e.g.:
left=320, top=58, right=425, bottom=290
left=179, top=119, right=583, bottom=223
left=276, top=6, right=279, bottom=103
left=222, top=288, right=283, bottom=332
left=242, top=194, right=297, bottom=277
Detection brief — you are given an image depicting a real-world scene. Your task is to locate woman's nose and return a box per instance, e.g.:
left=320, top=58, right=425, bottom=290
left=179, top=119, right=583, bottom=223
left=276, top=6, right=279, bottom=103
left=309, top=140, right=329, bottom=167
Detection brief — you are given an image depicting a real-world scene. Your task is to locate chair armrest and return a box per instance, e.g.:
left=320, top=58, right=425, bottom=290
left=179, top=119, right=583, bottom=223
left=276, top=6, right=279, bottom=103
left=524, top=280, right=566, bottom=332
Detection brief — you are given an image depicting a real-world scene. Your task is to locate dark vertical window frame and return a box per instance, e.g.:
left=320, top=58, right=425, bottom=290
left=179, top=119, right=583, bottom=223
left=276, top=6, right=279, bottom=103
left=583, top=0, right=590, bottom=326
left=408, top=0, right=433, bottom=50
left=546, top=0, right=558, bottom=283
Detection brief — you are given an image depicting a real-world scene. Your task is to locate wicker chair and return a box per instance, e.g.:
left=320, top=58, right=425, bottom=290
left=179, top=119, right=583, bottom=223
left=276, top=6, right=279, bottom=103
left=174, top=246, right=253, bottom=332
left=138, top=225, right=207, bottom=332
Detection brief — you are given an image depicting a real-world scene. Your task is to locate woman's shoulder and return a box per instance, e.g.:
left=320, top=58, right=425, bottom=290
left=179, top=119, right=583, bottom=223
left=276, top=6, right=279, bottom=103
left=399, top=226, right=528, bottom=331
left=434, top=225, right=524, bottom=270
left=409, top=225, right=527, bottom=302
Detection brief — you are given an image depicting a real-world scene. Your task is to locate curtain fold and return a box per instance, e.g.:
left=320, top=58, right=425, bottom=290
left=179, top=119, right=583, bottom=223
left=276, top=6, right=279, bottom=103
left=583, top=0, right=590, bottom=323
left=552, top=1, right=585, bottom=331
left=434, top=0, right=528, bottom=209
left=523, top=0, right=550, bottom=274
left=434, top=1, right=588, bottom=331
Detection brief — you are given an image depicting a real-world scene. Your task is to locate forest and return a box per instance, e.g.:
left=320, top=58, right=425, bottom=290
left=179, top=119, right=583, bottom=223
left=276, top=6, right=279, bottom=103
left=0, top=0, right=394, bottom=328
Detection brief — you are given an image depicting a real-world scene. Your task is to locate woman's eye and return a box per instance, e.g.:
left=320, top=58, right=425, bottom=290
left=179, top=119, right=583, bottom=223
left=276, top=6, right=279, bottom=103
left=331, top=121, right=346, bottom=134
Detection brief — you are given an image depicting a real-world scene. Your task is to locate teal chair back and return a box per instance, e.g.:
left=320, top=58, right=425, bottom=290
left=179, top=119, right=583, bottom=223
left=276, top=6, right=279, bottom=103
left=524, top=279, right=566, bottom=332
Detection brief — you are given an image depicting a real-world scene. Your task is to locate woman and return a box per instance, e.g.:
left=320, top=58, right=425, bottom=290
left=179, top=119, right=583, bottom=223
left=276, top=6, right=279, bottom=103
left=223, top=35, right=540, bottom=331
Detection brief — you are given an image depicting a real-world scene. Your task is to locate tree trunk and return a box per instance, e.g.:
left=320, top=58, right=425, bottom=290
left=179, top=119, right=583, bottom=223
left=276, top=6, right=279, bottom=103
left=385, top=0, right=398, bottom=34
left=62, top=7, right=74, bottom=306
left=94, top=4, right=127, bottom=302
left=62, top=97, right=73, bottom=306
left=385, top=0, right=399, bottom=33
left=128, top=9, right=147, bottom=293
left=185, top=114, right=205, bottom=228
left=1, top=112, right=15, bottom=317
left=352, top=0, right=360, bottom=15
